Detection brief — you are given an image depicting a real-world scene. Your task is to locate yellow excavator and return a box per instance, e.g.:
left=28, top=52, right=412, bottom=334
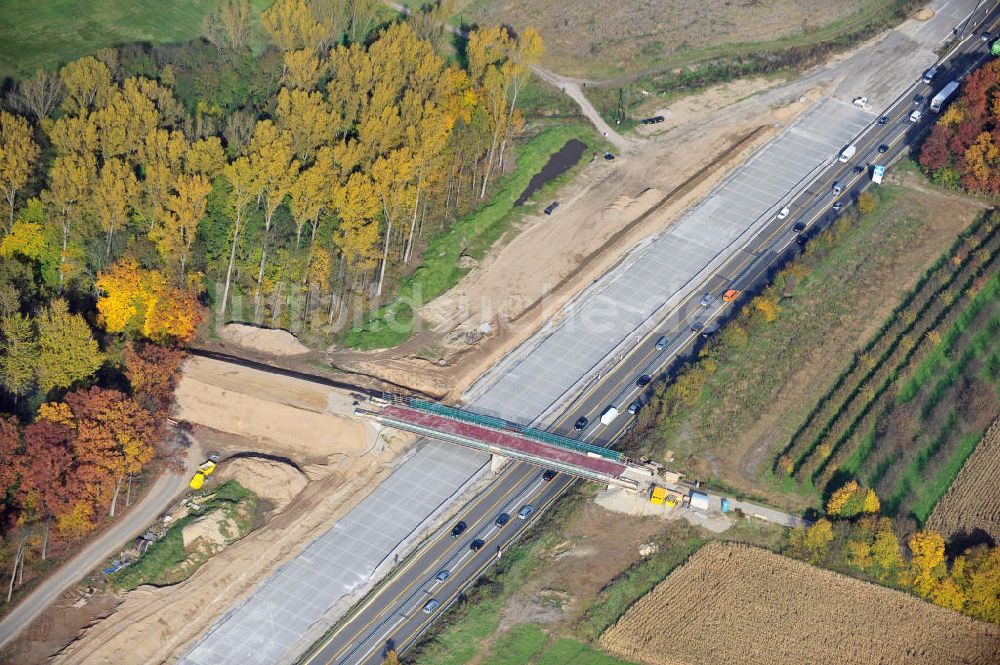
left=189, top=454, right=221, bottom=490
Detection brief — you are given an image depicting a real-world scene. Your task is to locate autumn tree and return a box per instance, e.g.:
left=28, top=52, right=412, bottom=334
left=96, top=259, right=205, bottom=343
left=59, top=56, right=114, bottom=115
left=0, top=313, right=39, bottom=400
left=220, top=156, right=256, bottom=317
left=262, top=0, right=328, bottom=53
left=124, top=343, right=186, bottom=411
left=0, top=111, right=41, bottom=229
left=94, top=158, right=137, bottom=259
left=43, top=153, right=94, bottom=289
left=36, top=299, right=103, bottom=393
left=0, top=416, right=20, bottom=500
left=19, top=419, right=81, bottom=552
left=870, top=517, right=902, bottom=579
left=908, top=530, right=946, bottom=597
left=152, top=173, right=212, bottom=276
left=752, top=294, right=781, bottom=323
left=66, top=387, right=158, bottom=517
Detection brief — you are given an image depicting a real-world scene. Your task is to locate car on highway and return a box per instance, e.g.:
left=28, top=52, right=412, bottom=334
left=832, top=181, right=843, bottom=194
left=982, top=31, right=991, bottom=42
left=517, top=505, right=534, bottom=520
left=469, top=538, right=485, bottom=552
left=574, top=416, right=588, bottom=430
left=495, top=512, right=510, bottom=527
left=435, top=569, right=450, bottom=582
left=796, top=231, right=813, bottom=246
left=913, top=93, right=924, bottom=106
left=832, top=200, right=844, bottom=211
left=723, top=289, right=739, bottom=303
left=655, top=335, right=669, bottom=350
left=776, top=206, right=790, bottom=220
left=423, top=599, right=441, bottom=614
left=451, top=521, right=467, bottom=538
left=877, top=115, right=889, bottom=125
left=636, top=374, right=651, bottom=387
left=690, top=321, right=705, bottom=333
left=701, top=322, right=720, bottom=338
left=910, top=109, right=922, bottom=122
left=922, top=67, right=938, bottom=84
left=699, top=293, right=713, bottom=307
left=852, top=165, right=864, bottom=175
left=544, top=201, right=559, bottom=215
left=542, top=469, right=557, bottom=481
left=627, top=400, right=642, bottom=415
left=878, top=144, right=889, bottom=154
left=793, top=221, right=806, bottom=233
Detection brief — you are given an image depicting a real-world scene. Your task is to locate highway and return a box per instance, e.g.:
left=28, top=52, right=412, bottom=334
left=300, top=8, right=1000, bottom=664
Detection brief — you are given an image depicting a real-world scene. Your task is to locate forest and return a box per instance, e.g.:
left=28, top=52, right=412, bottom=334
left=0, top=0, right=541, bottom=602
left=920, top=59, right=1000, bottom=193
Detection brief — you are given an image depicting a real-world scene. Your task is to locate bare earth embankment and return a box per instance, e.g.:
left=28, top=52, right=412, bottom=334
left=601, top=542, right=1000, bottom=665
left=928, top=417, right=1000, bottom=542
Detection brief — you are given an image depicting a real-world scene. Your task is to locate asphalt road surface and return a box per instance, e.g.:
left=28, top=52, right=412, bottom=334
left=301, top=10, right=1000, bottom=664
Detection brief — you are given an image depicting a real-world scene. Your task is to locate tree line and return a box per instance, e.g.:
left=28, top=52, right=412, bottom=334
left=0, top=0, right=542, bottom=602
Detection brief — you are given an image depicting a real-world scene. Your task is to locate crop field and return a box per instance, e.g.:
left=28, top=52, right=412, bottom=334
left=600, top=542, right=1000, bottom=665
left=927, top=417, right=1000, bottom=542
left=460, top=0, right=908, bottom=79
left=777, top=211, right=1000, bottom=519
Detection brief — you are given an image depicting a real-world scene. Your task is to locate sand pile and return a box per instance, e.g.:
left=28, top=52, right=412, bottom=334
left=218, top=323, right=310, bottom=356
left=214, top=457, right=308, bottom=513
left=182, top=511, right=235, bottom=550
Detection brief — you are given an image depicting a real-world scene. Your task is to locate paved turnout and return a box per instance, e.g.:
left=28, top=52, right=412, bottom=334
left=181, top=3, right=996, bottom=664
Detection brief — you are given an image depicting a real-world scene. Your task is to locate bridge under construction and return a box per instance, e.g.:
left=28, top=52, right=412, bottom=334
left=357, top=396, right=660, bottom=491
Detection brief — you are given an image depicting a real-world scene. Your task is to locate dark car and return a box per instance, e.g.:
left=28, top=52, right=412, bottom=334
left=542, top=469, right=557, bottom=481
left=792, top=221, right=807, bottom=233
left=701, top=322, right=720, bottom=339
left=832, top=201, right=844, bottom=211
left=495, top=512, right=511, bottom=527
left=604, top=152, right=615, bottom=161
left=469, top=539, right=485, bottom=552
left=627, top=400, right=642, bottom=415
left=796, top=231, right=812, bottom=246
left=636, top=374, right=651, bottom=387
left=877, top=115, right=889, bottom=125
left=832, top=181, right=843, bottom=194
left=852, top=165, right=864, bottom=175
left=982, top=31, right=991, bottom=42
left=690, top=321, right=705, bottom=333
left=544, top=201, right=559, bottom=215
left=574, top=416, right=589, bottom=430
left=878, top=144, right=889, bottom=154
left=435, top=569, right=451, bottom=582
left=451, top=521, right=467, bottom=538
left=641, top=115, right=665, bottom=125
left=655, top=335, right=669, bottom=350
left=914, top=94, right=924, bottom=106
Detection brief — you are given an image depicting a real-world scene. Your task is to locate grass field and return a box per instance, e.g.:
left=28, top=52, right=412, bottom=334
left=631, top=170, right=985, bottom=506
left=601, top=542, right=1000, bottom=665
left=0, top=0, right=272, bottom=81
left=459, top=0, right=915, bottom=80
left=341, top=123, right=600, bottom=350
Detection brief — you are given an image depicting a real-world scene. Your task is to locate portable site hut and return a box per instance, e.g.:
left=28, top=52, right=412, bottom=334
left=689, top=490, right=710, bottom=511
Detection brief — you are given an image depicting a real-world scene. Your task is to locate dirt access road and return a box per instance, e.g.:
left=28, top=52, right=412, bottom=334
left=0, top=454, right=196, bottom=650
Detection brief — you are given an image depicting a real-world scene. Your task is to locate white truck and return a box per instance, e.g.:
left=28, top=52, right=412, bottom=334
left=600, top=406, right=620, bottom=425
left=838, top=144, right=857, bottom=162
left=930, top=81, right=960, bottom=113
left=872, top=165, right=885, bottom=185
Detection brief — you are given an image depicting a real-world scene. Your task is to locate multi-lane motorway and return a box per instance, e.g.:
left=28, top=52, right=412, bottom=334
left=302, top=10, right=1000, bottom=665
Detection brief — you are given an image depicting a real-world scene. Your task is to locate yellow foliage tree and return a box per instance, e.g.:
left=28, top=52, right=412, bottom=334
left=96, top=259, right=204, bottom=343
left=59, top=56, right=113, bottom=115
left=0, top=111, right=41, bottom=228
left=862, top=488, right=880, bottom=514
left=803, top=518, right=834, bottom=563
left=826, top=480, right=859, bottom=516
left=752, top=295, right=781, bottom=322
left=909, top=530, right=946, bottom=597
left=847, top=539, right=872, bottom=570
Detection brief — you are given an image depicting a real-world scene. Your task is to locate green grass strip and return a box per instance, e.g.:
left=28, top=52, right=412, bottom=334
left=912, top=431, right=985, bottom=524
left=536, top=638, right=637, bottom=665
left=342, top=124, right=598, bottom=350
left=481, top=624, right=549, bottom=665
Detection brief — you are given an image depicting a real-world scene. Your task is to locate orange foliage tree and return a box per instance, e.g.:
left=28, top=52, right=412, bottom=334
left=96, top=259, right=205, bottom=343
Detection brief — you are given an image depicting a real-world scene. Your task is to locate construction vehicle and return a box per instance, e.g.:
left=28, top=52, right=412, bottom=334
left=650, top=486, right=683, bottom=507
left=189, top=454, right=221, bottom=490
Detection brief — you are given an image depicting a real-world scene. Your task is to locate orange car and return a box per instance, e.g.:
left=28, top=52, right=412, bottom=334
left=723, top=289, right=740, bottom=303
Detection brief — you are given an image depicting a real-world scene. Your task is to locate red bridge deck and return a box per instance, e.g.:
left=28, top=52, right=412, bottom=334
left=382, top=405, right=627, bottom=478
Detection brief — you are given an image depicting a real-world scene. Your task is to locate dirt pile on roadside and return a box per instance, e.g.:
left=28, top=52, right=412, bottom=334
left=218, top=323, right=310, bottom=356
left=214, top=456, right=308, bottom=514
left=181, top=511, right=235, bottom=550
